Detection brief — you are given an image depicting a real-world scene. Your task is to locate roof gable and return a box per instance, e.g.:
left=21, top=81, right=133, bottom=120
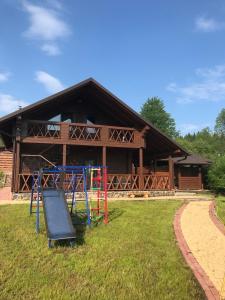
left=0, top=77, right=188, bottom=156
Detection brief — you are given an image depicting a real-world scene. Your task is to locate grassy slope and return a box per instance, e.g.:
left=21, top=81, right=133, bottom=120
left=0, top=201, right=204, bottom=300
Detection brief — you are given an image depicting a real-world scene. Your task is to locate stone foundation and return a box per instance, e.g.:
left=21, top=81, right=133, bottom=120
left=12, top=190, right=175, bottom=201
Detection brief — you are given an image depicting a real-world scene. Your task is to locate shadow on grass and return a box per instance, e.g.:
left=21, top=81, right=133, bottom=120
left=54, top=208, right=124, bottom=248
left=108, top=208, right=125, bottom=222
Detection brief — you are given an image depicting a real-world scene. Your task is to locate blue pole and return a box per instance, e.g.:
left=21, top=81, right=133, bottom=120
left=70, top=171, right=76, bottom=214
left=83, top=167, right=91, bottom=226
left=36, top=172, right=41, bottom=234
left=29, top=174, right=34, bottom=215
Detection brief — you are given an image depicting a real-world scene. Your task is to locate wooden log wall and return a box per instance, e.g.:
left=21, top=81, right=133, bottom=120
left=0, top=149, right=13, bottom=174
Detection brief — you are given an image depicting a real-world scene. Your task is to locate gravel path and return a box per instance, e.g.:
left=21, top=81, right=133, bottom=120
left=181, top=201, right=225, bottom=299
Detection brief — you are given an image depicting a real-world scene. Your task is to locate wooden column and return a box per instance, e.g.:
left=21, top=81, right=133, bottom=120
left=198, top=165, right=203, bottom=189
left=177, top=166, right=181, bottom=190
left=139, top=148, right=144, bottom=190
left=169, top=155, right=174, bottom=190
left=102, top=146, right=106, bottom=166
left=11, top=138, right=16, bottom=193
left=63, top=144, right=67, bottom=166
left=15, top=141, right=20, bottom=193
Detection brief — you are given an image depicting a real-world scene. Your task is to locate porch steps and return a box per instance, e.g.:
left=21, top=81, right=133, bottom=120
left=175, top=191, right=198, bottom=196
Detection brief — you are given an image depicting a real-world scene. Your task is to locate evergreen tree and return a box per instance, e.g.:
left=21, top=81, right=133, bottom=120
left=215, top=108, right=225, bottom=136
left=140, top=97, right=178, bottom=138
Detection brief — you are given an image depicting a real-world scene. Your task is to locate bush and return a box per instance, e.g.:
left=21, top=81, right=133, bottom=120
left=208, top=156, right=225, bottom=194
left=0, top=171, right=5, bottom=188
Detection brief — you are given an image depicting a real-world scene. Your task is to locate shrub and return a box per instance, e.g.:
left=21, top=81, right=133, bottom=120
left=0, top=171, right=5, bottom=188
left=208, top=156, right=225, bottom=194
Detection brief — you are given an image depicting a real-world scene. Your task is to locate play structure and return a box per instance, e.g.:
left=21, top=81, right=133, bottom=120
left=30, top=166, right=108, bottom=248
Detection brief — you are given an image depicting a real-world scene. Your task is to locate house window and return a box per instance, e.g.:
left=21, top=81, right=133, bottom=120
left=49, top=114, right=61, bottom=122
left=86, top=115, right=96, bottom=134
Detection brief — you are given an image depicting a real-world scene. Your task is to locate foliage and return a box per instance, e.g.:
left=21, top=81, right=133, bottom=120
left=176, top=127, right=225, bottom=160
left=0, top=202, right=204, bottom=300
left=0, top=170, right=5, bottom=188
left=0, top=135, right=5, bottom=147
left=208, top=156, right=225, bottom=194
left=140, top=97, right=179, bottom=138
left=215, top=108, right=225, bottom=136
left=175, top=108, right=225, bottom=192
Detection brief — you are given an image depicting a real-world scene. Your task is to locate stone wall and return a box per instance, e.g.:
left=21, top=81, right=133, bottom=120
left=12, top=190, right=175, bottom=201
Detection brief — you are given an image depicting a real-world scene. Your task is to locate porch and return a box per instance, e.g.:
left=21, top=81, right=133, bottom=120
left=18, top=172, right=171, bottom=193
left=15, top=144, right=173, bottom=193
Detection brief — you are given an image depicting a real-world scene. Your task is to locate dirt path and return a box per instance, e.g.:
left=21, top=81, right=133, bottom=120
left=180, top=201, right=225, bottom=299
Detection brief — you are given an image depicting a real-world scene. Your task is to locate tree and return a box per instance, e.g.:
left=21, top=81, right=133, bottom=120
left=0, top=135, right=4, bottom=147
left=208, top=156, right=225, bottom=194
left=215, top=108, right=225, bottom=136
left=140, top=97, right=178, bottom=138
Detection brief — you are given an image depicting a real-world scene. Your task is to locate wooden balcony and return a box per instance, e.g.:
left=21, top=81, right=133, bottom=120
left=20, top=120, right=144, bottom=148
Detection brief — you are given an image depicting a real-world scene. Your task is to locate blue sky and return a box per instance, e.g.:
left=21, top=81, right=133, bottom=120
left=0, top=0, right=225, bottom=135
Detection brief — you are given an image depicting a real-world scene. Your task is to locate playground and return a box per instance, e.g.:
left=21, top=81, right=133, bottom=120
left=30, top=165, right=108, bottom=248
left=0, top=200, right=205, bottom=300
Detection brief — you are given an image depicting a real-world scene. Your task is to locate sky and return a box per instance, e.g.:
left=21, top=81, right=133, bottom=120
left=0, top=0, right=225, bottom=135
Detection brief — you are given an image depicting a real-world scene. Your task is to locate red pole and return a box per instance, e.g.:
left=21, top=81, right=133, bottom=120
left=97, top=169, right=100, bottom=216
left=103, top=167, right=108, bottom=224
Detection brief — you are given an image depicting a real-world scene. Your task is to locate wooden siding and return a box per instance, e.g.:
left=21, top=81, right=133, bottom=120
left=177, top=166, right=202, bottom=190
left=178, top=176, right=202, bottom=190
left=0, top=150, right=13, bottom=174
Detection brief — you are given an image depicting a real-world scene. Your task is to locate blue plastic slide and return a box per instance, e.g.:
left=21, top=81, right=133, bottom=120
left=42, top=189, right=76, bottom=248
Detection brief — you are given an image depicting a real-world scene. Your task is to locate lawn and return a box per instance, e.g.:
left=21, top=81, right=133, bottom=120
left=215, top=195, right=225, bottom=224
left=0, top=200, right=205, bottom=300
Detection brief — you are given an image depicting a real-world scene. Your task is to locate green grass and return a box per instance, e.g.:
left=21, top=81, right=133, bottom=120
left=0, top=201, right=205, bottom=300
left=215, top=195, right=225, bottom=224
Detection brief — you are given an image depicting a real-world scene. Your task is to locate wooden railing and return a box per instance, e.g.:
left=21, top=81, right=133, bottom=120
left=18, top=173, right=84, bottom=192
left=108, top=174, right=140, bottom=190
left=69, top=123, right=101, bottom=141
left=21, top=120, right=143, bottom=148
left=108, top=128, right=134, bottom=143
left=144, top=175, right=170, bottom=190
left=18, top=173, right=170, bottom=192
left=27, top=120, right=61, bottom=138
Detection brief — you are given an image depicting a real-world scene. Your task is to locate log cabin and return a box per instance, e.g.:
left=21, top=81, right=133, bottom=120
left=0, top=78, right=189, bottom=194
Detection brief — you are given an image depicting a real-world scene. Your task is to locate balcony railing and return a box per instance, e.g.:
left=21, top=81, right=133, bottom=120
left=69, top=124, right=101, bottom=141
left=27, top=121, right=61, bottom=138
left=22, top=120, right=144, bottom=148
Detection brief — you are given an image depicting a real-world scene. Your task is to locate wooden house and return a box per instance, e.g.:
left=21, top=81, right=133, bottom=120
left=173, top=154, right=211, bottom=190
left=156, top=154, right=211, bottom=190
left=0, top=78, right=188, bottom=193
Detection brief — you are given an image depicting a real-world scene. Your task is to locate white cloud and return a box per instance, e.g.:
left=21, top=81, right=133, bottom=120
left=41, top=43, right=61, bottom=56
left=167, top=64, right=225, bottom=103
left=46, top=0, right=63, bottom=10
left=0, top=72, right=10, bottom=82
left=35, top=71, right=64, bottom=93
left=178, top=123, right=211, bottom=135
left=22, top=1, right=70, bottom=55
left=195, top=16, right=225, bottom=32
left=0, top=94, right=28, bottom=115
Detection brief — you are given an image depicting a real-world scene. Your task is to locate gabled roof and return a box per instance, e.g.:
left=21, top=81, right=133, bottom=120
left=0, top=77, right=188, bottom=156
left=173, top=154, right=211, bottom=165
